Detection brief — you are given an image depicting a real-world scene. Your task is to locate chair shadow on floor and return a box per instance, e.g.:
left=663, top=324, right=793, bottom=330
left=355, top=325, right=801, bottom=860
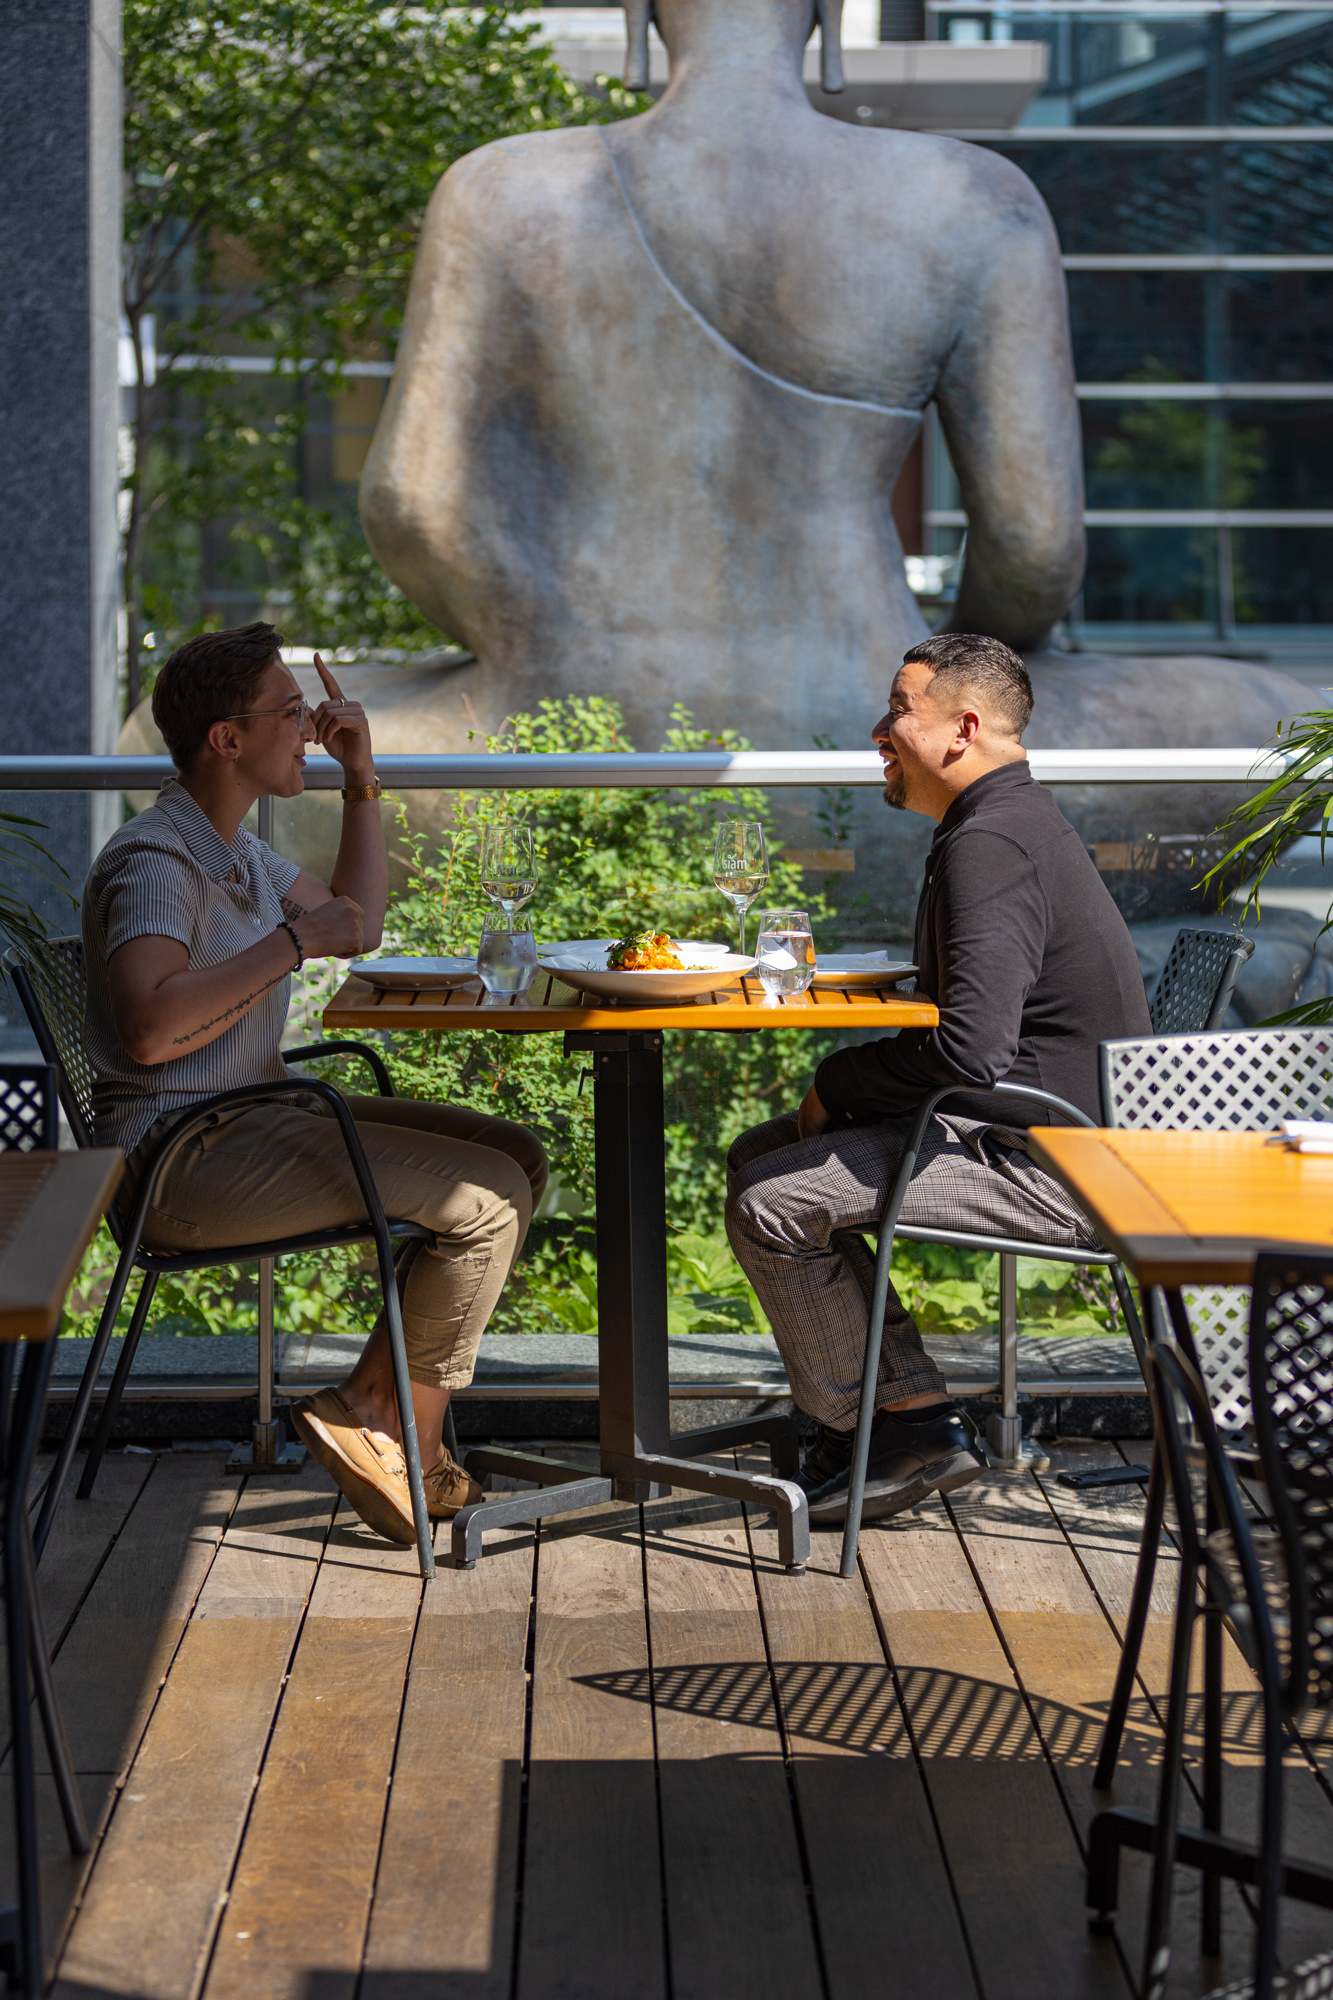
left=577, top=1657, right=1271, bottom=1768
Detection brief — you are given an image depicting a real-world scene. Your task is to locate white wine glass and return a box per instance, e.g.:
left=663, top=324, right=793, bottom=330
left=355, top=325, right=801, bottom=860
left=713, top=821, right=769, bottom=955
left=480, top=822, right=538, bottom=918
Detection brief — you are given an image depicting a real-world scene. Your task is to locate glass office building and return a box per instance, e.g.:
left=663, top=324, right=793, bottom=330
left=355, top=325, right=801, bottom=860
left=922, top=1, right=1333, bottom=666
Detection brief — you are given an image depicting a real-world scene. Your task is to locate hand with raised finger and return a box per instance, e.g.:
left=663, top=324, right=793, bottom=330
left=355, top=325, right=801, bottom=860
left=311, top=652, right=375, bottom=781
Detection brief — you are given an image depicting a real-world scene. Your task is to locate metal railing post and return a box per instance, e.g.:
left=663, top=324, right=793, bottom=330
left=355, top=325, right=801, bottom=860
left=228, top=1256, right=305, bottom=1473
left=985, top=1252, right=1047, bottom=1471
left=228, top=793, right=304, bottom=1478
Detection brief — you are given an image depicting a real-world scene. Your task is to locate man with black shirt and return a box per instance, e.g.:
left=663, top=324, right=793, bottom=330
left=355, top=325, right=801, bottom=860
left=725, top=632, right=1151, bottom=1525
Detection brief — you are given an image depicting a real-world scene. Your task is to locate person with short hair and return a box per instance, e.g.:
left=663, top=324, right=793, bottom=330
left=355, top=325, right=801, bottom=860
left=725, top=632, right=1151, bottom=1525
left=83, top=622, right=548, bottom=1544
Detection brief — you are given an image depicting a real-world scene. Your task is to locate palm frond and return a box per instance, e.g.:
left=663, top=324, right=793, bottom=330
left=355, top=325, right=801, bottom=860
left=0, top=810, right=76, bottom=958
left=1201, top=707, right=1333, bottom=929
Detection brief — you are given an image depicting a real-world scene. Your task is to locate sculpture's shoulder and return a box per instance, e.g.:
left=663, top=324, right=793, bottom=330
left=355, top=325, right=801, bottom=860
left=424, top=126, right=616, bottom=255
left=833, top=126, right=1060, bottom=262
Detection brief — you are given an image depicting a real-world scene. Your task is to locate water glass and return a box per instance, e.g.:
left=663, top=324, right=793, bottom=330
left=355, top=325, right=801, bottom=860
left=477, top=917, right=538, bottom=997
left=754, top=909, right=816, bottom=998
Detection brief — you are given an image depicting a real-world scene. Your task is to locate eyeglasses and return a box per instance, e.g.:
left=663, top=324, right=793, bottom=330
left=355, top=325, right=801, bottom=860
left=226, top=699, right=311, bottom=728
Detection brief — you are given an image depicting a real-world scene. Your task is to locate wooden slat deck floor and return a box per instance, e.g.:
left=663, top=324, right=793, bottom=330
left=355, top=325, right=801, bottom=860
left=6, top=1436, right=1333, bottom=2000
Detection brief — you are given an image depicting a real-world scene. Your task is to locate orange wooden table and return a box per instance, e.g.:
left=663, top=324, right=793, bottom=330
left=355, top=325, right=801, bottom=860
left=326, top=968, right=937, bottom=1571
left=325, top=967, right=937, bottom=1037
left=1026, top=1127, right=1333, bottom=1287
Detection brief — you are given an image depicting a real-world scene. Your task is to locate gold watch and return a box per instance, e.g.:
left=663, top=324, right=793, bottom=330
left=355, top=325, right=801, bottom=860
left=341, top=777, right=383, bottom=803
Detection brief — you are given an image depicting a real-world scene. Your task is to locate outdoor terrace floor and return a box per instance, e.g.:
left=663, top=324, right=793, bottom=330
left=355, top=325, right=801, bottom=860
left=13, top=1436, right=1333, bottom=2000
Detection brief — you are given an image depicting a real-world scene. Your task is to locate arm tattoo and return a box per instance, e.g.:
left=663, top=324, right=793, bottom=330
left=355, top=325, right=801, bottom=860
left=171, top=969, right=286, bottom=1048
left=281, top=893, right=308, bottom=920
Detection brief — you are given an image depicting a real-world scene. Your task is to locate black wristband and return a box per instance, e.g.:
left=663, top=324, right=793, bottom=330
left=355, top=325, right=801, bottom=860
left=278, top=919, right=304, bottom=971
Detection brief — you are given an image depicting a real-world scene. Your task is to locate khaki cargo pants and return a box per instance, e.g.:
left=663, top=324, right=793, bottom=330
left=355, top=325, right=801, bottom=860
left=130, top=1095, right=549, bottom=1390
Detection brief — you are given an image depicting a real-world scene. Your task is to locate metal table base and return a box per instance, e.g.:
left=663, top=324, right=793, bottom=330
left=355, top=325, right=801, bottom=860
left=448, top=1029, right=810, bottom=1573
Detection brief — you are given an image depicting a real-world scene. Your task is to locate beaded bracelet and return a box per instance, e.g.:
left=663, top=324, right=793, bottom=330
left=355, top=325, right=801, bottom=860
left=278, top=919, right=304, bottom=971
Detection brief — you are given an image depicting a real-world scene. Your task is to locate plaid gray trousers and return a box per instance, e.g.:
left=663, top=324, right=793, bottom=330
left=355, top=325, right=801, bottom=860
left=724, top=1111, right=1100, bottom=1429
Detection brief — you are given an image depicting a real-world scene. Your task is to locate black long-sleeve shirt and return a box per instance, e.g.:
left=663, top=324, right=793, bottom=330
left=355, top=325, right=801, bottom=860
left=814, top=761, right=1151, bottom=1128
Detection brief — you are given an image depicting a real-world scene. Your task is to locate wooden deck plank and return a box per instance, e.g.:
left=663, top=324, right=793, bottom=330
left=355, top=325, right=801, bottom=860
left=30, top=1449, right=157, bottom=1657
left=1037, top=1444, right=1333, bottom=1987
left=0, top=1451, right=156, bottom=1753
left=957, top=1450, right=1258, bottom=1998
left=516, top=1504, right=665, bottom=2000
left=858, top=1491, right=1131, bottom=2000
left=362, top=1518, right=536, bottom=2000
left=53, top=1468, right=337, bottom=2000
left=48, top=1452, right=236, bottom=1781
left=201, top=1493, right=424, bottom=2000
left=747, top=1507, right=979, bottom=2000
left=0, top=1452, right=237, bottom=1973
left=642, top=1480, right=825, bottom=2000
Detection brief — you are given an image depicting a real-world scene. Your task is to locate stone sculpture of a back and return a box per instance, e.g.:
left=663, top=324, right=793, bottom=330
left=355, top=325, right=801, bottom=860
left=360, top=0, right=1084, bottom=752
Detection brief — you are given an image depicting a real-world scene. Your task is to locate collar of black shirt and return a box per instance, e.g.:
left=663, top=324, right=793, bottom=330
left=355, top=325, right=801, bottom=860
left=935, top=759, right=1033, bottom=838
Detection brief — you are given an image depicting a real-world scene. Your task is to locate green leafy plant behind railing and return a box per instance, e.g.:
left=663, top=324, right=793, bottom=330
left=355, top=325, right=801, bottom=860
left=1203, top=706, right=1333, bottom=1026
left=0, top=810, right=74, bottom=958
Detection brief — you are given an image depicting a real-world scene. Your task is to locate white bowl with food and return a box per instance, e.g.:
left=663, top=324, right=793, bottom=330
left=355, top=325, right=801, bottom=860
left=350, top=956, right=481, bottom=991
left=539, top=934, right=754, bottom=1002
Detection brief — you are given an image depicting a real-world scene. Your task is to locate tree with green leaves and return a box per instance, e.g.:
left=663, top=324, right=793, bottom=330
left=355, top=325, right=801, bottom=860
left=123, top=0, right=645, bottom=708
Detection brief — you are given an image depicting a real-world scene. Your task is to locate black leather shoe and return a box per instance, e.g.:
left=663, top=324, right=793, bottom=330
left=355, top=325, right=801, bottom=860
left=796, top=1421, right=855, bottom=1496
left=805, top=1406, right=986, bottom=1527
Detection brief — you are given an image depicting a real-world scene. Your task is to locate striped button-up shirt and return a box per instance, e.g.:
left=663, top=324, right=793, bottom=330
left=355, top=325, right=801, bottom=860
left=82, top=781, right=302, bottom=1153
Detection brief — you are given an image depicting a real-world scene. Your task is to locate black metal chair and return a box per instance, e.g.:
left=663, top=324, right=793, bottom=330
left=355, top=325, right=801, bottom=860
left=1093, top=1026, right=1333, bottom=1798
left=834, top=925, right=1251, bottom=1579
left=1088, top=1258, right=1333, bottom=2000
left=1148, top=925, right=1254, bottom=1036
left=3, top=937, right=439, bottom=1580
left=0, top=1064, right=91, bottom=2000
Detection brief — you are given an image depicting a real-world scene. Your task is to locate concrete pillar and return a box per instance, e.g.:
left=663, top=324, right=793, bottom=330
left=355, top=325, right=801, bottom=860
left=0, top=0, right=121, bottom=932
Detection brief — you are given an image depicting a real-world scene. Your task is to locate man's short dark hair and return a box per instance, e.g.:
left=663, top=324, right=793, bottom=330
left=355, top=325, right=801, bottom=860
left=901, top=632, right=1034, bottom=739
left=151, top=623, right=285, bottom=771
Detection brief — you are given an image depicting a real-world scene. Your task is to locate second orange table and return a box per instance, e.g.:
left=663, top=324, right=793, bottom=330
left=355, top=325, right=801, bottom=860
left=1026, top=1127, right=1333, bottom=1286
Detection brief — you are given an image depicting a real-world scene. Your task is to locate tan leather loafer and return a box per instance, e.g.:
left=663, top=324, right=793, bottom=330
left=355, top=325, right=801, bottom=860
left=290, top=1387, right=416, bottom=1546
left=423, top=1450, right=483, bottom=1517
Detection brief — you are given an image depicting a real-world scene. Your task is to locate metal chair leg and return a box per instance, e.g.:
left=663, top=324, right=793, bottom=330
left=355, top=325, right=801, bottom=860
left=34, top=1250, right=148, bottom=1556
left=443, top=1398, right=460, bottom=1464
left=1202, top=1478, right=1225, bottom=1958
left=1253, top=1645, right=1286, bottom=2000
left=838, top=1211, right=899, bottom=1580
left=76, top=1268, right=158, bottom=1502
left=1142, top=1544, right=1200, bottom=2000
left=1095, top=1439, right=1167, bottom=1789
left=376, top=1250, right=435, bottom=1582
left=19, top=1512, right=86, bottom=1855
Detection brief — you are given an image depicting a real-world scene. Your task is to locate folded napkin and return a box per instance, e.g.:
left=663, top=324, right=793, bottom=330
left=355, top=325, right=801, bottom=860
left=1267, top=1119, right=1333, bottom=1154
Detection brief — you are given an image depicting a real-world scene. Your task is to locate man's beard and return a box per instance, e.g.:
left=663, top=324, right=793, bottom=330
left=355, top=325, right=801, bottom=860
left=882, top=771, right=909, bottom=812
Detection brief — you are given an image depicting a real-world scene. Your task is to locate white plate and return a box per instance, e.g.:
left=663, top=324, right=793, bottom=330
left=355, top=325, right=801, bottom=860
left=813, top=953, right=918, bottom=988
left=540, top=948, right=756, bottom=1002
left=351, top=956, right=480, bottom=991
